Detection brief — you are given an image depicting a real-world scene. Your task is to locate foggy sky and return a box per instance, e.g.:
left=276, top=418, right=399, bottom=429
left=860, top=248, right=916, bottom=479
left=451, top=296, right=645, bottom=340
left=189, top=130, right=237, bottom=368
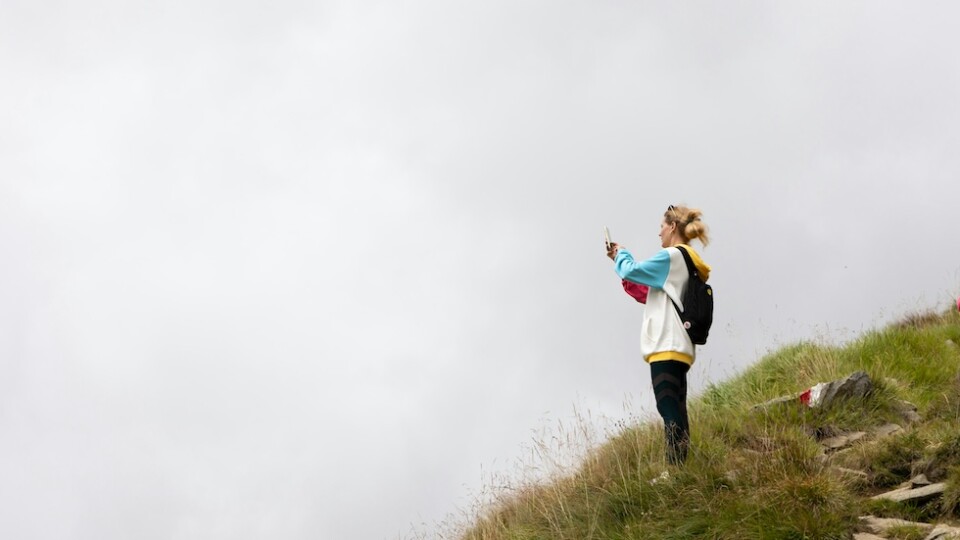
left=3, top=2, right=960, bottom=539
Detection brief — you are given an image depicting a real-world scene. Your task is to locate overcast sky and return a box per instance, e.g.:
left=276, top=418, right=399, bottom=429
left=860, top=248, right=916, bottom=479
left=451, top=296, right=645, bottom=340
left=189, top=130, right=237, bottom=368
left=3, top=2, right=960, bottom=539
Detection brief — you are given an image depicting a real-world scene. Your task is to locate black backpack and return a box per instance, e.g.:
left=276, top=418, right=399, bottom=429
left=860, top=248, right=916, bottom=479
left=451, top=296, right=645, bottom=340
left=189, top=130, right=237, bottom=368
left=672, top=246, right=713, bottom=345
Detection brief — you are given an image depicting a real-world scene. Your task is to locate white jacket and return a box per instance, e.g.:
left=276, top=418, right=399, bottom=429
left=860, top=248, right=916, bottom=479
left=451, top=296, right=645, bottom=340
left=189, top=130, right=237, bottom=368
left=614, top=244, right=711, bottom=365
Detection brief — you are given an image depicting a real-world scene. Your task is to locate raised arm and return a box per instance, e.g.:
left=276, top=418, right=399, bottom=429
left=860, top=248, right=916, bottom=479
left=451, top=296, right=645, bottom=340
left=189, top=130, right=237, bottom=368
left=613, top=248, right=671, bottom=289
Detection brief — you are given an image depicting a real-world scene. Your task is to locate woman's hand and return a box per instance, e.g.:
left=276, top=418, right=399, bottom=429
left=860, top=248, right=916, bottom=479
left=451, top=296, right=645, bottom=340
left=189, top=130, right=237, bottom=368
left=606, top=242, right=620, bottom=261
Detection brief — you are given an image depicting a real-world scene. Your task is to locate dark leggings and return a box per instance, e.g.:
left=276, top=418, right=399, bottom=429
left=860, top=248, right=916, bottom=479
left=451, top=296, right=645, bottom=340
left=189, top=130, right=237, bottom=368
left=650, top=360, right=690, bottom=465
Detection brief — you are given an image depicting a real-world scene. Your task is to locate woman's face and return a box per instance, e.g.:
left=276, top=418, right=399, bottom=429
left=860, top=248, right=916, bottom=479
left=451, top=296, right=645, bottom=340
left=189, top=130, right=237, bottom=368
left=659, top=218, right=675, bottom=248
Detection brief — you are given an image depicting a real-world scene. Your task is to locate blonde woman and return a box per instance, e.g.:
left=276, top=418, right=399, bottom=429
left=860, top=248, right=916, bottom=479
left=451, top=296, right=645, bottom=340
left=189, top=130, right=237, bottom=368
left=607, top=205, right=712, bottom=465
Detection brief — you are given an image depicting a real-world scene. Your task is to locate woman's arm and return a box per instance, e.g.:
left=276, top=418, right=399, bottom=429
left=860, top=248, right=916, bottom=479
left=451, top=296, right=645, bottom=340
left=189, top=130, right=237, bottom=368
left=614, top=248, right=672, bottom=289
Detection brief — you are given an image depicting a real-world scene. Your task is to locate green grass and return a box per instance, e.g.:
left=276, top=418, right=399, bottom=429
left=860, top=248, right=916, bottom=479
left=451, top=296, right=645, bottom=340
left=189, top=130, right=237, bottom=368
left=883, top=524, right=929, bottom=540
left=452, top=308, right=960, bottom=539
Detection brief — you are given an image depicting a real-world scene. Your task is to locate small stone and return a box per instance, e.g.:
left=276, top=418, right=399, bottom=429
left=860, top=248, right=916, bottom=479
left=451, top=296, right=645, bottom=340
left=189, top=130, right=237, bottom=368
left=854, top=534, right=887, bottom=540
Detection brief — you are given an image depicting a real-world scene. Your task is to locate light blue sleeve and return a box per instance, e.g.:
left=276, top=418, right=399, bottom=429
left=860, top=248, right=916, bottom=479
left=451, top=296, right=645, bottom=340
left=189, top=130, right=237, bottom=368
left=614, top=248, right=671, bottom=289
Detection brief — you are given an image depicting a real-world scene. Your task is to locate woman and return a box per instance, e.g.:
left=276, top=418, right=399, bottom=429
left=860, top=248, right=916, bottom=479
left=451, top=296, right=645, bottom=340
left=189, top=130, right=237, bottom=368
left=607, top=204, right=711, bottom=465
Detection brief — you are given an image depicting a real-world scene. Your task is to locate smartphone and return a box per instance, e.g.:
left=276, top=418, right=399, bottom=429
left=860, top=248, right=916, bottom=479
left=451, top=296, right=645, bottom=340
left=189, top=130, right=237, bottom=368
left=604, top=226, right=612, bottom=250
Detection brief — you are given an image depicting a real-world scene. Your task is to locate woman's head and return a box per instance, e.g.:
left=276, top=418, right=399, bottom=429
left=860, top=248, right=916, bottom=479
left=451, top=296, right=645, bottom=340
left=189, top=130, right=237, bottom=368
left=660, top=205, right=710, bottom=248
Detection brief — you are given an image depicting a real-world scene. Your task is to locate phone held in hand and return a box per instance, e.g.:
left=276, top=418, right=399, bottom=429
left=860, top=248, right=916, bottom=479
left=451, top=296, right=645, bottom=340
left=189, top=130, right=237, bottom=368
left=604, top=227, right=612, bottom=250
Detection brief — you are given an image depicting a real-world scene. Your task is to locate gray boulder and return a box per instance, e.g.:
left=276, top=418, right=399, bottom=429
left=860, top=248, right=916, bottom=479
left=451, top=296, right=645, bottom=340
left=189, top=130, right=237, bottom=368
left=811, top=370, right=874, bottom=408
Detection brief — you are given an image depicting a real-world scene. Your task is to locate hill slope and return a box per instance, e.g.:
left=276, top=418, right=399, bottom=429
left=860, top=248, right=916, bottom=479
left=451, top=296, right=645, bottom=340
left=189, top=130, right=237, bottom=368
left=458, top=309, right=960, bottom=539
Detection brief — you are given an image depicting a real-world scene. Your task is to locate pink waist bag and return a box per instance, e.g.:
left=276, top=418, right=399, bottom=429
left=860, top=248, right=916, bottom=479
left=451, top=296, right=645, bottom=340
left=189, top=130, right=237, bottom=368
left=622, top=280, right=649, bottom=304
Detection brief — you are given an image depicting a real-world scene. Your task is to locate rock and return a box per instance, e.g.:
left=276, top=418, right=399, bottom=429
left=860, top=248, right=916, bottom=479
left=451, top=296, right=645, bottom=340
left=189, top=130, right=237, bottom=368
left=902, top=409, right=924, bottom=423
left=925, top=524, right=960, bottom=539
left=874, top=423, right=903, bottom=438
left=849, top=431, right=869, bottom=443
left=821, top=431, right=868, bottom=450
left=753, top=371, right=874, bottom=410
left=897, top=400, right=919, bottom=411
left=808, top=424, right=843, bottom=440
left=871, top=482, right=946, bottom=503
left=815, top=371, right=873, bottom=408
left=820, top=435, right=847, bottom=450
left=896, top=400, right=923, bottom=423
left=907, top=474, right=933, bottom=488
left=874, top=485, right=915, bottom=501
left=947, top=339, right=957, bottom=348
left=859, top=515, right=934, bottom=534
left=854, top=534, right=887, bottom=540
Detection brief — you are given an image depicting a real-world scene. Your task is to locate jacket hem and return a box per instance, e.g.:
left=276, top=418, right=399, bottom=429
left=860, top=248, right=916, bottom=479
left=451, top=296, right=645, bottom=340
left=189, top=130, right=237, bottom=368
left=646, top=351, right=693, bottom=365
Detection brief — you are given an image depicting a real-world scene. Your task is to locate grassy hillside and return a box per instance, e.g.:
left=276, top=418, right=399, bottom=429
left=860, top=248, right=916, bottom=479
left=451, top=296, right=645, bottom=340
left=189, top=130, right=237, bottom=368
left=456, top=308, right=960, bottom=539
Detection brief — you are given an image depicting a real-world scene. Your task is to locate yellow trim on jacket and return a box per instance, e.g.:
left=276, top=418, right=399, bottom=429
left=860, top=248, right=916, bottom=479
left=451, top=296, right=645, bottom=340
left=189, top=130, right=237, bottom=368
left=647, top=351, right=693, bottom=365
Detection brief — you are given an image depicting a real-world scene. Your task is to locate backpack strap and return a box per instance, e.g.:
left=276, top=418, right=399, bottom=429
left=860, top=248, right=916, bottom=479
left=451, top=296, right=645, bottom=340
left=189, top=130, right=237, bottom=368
left=675, top=245, right=698, bottom=279
left=671, top=245, right=697, bottom=315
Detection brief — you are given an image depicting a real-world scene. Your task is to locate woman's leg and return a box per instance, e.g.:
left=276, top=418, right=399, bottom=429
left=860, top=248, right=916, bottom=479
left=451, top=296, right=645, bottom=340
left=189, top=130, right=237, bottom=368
left=650, top=360, right=690, bottom=465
